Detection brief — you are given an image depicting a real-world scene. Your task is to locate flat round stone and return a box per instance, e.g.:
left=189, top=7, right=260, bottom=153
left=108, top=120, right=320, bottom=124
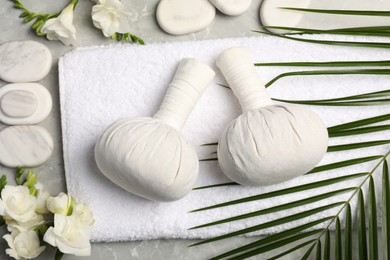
left=157, top=0, right=216, bottom=35
left=0, top=83, right=52, bottom=125
left=260, top=0, right=311, bottom=34
left=1, top=90, right=37, bottom=118
left=209, top=0, right=252, bottom=16
left=0, top=125, right=54, bottom=168
left=0, top=40, right=52, bottom=83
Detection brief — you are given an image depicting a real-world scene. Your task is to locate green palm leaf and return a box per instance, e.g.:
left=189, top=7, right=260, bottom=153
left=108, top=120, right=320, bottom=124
left=189, top=202, right=343, bottom=247
left=261, top=25, right=390, bottom=37
left=358, top=190, right=368, bottom=260
left=324, top=229, right=331, bottom=260
left=328, top=113, right=390, bottom=132
left=191, top=172, right=367, bottom=212
left=190, top=188, right=355, bottom=230
left=335, top=217, right=342, bottom=260
left=327, top=140, right=390, bottom=152
left=301, top=242, right=317, bottom=260
left=383, top=160, right=390, bottom=260
left=268, top=240, right=317, bottom=260
left=255, top=60, right=390, bottom=67
left=254, top=31, right=390, bottom=49
left=208, top=217, right=333, bottom=260
left=307, top=155, right=382, bottom=174
left=265, top=69, right=390, bottom=87
left=368, top=176, right=379, bottom=260
left=226, top=231, right=321, bottom=260
left=316, top=240, right=321, bottom=260
left=345, top=203, right=352, bottom=260
left=329, top=125, right=390, bottom=138
left=280, top=7, right=390, bottom=16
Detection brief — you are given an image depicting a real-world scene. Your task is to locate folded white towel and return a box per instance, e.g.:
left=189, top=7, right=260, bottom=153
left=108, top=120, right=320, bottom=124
left=59, top=35, right=390, bottom=242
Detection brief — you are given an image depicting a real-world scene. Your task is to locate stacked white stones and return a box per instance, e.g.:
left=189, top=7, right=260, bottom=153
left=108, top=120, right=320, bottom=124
left=0, top=41, right=54, bottom=167
left=156, top=0, right=253, bottom=35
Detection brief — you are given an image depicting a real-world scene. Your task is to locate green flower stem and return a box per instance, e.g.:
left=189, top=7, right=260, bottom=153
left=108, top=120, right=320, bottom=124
left=11, top=0, right=77, bottom=36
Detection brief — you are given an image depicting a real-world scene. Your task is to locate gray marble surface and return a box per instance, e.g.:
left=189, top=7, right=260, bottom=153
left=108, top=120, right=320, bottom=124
left=0, top=0, right=385, bottom=259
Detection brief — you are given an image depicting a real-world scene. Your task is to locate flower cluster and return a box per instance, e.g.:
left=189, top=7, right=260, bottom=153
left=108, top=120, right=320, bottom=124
left=0, top=168, right=94, bottom=260
left=12, top=0, right=144, bottom=45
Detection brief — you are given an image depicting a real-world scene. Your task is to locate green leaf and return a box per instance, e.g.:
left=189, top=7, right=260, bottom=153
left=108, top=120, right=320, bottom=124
left=193, top=182, right=238, bottom=190
left=302, top=242, right=317, bottom=260
left=19, top=11, right=30, bottom=18
left=268, top=240, right=318, bottom=260
left=335, top=217, right=342, bottom=260
left=255, top=60, right=390, bottom=68
left=307, top=156, right=382, bottom=174
left=55, top=249, right=64, bottom=260
left=189, top=202, right=343, bottom=247
left=383, top=160, right=390, bottom=260
left=280, top=7, right=390, bottom=16
left=368, top=176, right=379, bottom=260
left=227, top=231, right=321, bottom=260
left=274, top=98, right=390, bottom=107
left=345, top=203, right=352, bottom=260
left=324, top=229, right=330, bottom=260
left=265, top=69, right=390, bottom=88
left=191, top=172, right=367, bottom=212
left=208, top=217, right=333, bottom=260
left=316, top=240, right=321, bottom=260
left=328, top=113, right=390, bottom=132
left=253, top=31, right=390, bottom=49
left=358, top=190, right=368, bottom=260
left=16, top=167, right=24, bottom=185
left=327, top=140, right=390, bottom=152
left=262, top=25, right=390, bottom=37
left=329, top=125, right=390, bottom=138
left=0, top=175, right=6, bottom=193
left=190, top=187, right=355, bottom=229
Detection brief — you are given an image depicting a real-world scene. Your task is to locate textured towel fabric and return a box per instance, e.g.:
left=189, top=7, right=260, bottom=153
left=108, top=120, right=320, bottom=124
left=59, top=35, right=390, bottom=242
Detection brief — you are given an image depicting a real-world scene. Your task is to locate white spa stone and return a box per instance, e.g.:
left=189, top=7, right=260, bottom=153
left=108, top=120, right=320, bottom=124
left=0, top=40, right=52, bottom=83
left=209, top=0, right=252, bottom=16
left=156, top=0, right=216, bottom=35
left=0, top=125, right=54, bottom=168
left=0, top=83, right=52, bottom=125
left=95, top=58, right=215, bottom=202
left=216, top=47, right=328, bottom=186
left=260, top=0, right=311, bottom=34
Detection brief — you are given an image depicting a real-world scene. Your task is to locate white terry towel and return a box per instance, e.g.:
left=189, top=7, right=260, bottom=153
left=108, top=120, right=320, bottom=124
left=59, top=35, right=390, bottom=242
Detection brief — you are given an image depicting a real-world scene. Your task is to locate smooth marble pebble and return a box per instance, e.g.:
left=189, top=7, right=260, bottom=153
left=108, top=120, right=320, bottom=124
left=0, top=83, right=52, bottom=125
left=1, top=90, right=37, bottom=118
left=156, top=0, right=216, bottom=35
left=209, top=0, right=252, bottom=16
left=260, top=0, right=311, bottom=33
left=0, top=40, right=52, bottom=83
left=0, top=125, right=54, bottom=168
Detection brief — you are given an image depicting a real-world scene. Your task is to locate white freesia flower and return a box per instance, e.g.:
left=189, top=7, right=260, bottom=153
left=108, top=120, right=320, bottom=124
left=0, top=185, right=36, bottom=223
left=92, top=0, right=129, bottom=37
left=43, top=214, right=91, bottom=256
left=72, top=203, right=94, bottom=227
left=35, top=189, right=50, bottom=214
left=6, top=214, right=45, bottom=233
left=4, top=230, right=46, bottom=260
left=41, top=3, right=77, bottom=46
left=46, top=192, right=73, bottom=215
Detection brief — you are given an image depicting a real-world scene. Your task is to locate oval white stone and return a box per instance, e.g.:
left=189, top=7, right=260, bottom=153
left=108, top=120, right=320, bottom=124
left=0, top=83, right=52, bottom=125
left=0, top=40, right=52, bottom=83
left=1, top=90, right=37, bottom=118
left=260, top=0, right=311, bottom=34
left=209, top=0, right=252, bottom=16
left=0, top=125, right=54, bottom=168
left=157, top=0, right=216, bottom=35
